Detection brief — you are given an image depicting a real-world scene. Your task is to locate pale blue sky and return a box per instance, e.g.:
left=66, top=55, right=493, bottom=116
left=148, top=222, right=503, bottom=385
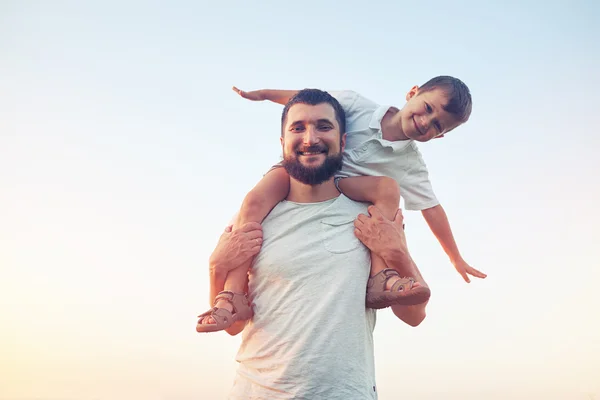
left=1, top=1, right=599, bottom=399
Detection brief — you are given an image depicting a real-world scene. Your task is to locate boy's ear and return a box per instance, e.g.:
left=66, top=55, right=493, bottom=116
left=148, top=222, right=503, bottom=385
left=405, top=85, right=420, bottom=101
left=434, top=133, right=445, bottom=139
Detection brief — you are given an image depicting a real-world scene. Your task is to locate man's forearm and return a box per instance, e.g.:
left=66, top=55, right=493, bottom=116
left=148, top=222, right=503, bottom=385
left=259, top=89, right=299, bottom=105
left=421, top=204, right=463, bottom=263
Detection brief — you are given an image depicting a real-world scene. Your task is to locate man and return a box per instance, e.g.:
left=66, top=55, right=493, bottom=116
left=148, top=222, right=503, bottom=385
left=202, top=89, right=429, bottom=399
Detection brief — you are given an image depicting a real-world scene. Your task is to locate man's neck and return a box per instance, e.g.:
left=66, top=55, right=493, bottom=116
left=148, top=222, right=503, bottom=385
left=381, top=107, right=409, bottom=142
left=286, top=178, right=340, bottom=203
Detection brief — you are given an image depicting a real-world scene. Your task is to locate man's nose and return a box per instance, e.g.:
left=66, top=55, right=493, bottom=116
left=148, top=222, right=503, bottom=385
left=303, top=126, right=319, bottom=145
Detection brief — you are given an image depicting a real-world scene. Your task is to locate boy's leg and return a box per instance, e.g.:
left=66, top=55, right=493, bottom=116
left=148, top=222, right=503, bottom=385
left=337, top=176, right=430, bottom=307
left=198, top=167, right=290, bottom=328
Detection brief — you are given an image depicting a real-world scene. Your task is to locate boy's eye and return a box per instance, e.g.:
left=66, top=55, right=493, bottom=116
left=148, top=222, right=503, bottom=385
left=318, top=125, right=332, bottom=131
left=425, top=103, right=432, bottom=113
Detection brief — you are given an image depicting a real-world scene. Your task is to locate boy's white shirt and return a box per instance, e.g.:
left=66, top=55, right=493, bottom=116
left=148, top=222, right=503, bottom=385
left=330, top=90, right=439, bottom=211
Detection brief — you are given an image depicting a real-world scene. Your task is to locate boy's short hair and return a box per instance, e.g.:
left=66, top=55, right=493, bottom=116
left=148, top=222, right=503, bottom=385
left=281, top=89, right=346, bottom=136
left=419, top=76, right=472, bottom=123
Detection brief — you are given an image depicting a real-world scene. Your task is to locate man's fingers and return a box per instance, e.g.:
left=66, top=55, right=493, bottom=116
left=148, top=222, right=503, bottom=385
left=232, top=86, right=243, bottom=95
left=392, top=208, right=404, bottom=228
left=238, top=222, right=262, bottom=232
left=245, top=230, right=263, bottom=241
left=354, top=217, right=365, bottom=229
left=367, top=205, right=383, bottom=218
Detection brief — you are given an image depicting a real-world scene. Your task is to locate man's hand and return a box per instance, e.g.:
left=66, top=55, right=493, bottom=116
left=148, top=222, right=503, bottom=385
left=209, top=222, right=263, bottom=277
left=453, top=258, right=487, bottom=283
left=354, top=205, right=408, bottom=262
left=232, top=86, right=265, bottom=101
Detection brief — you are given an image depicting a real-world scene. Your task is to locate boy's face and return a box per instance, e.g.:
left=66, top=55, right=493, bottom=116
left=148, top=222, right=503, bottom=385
left=399, top=87, right=464, bottom=142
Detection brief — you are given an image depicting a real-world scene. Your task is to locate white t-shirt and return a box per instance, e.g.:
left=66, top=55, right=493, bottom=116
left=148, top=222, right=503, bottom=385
left=330, top=90, right=439, bottom=211
left=229, top=195, right=378, bottom=400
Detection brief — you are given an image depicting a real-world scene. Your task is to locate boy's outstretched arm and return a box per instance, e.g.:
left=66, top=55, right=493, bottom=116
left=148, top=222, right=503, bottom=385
left=232, top=86, right=298, bottom=105
left=421, top=204, right=487, bottom=283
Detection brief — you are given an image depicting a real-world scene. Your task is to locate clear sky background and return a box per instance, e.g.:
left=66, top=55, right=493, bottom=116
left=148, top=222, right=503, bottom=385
left=1, top=1, right=599, bottom=399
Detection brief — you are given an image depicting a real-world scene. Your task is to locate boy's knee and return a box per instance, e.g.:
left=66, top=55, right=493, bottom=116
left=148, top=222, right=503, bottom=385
left=243, top=190, right=268, bottom=213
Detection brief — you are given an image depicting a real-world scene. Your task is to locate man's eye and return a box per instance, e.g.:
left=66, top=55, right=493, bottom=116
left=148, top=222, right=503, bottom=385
left=318, top=125, right=332, bottom=131
left=292, top=126, right=304, bottom=132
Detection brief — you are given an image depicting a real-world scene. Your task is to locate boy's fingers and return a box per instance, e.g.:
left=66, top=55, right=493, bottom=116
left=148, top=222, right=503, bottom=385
left=232, top=86, right=241, bottom=94
left=469, top=268, right=487, bottom=279
left=224, top=225, right=233, bottom=233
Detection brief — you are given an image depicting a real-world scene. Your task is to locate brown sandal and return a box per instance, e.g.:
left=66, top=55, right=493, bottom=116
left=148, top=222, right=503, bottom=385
left=196, top=291, right=253, bottom=333
left=366, top=268, right=431, bottom=309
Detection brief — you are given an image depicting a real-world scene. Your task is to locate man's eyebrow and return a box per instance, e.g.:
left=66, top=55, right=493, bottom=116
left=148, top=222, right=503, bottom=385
left=289, top=118, right=334, bottom=126
left=316, top=118, right=334, bottom=125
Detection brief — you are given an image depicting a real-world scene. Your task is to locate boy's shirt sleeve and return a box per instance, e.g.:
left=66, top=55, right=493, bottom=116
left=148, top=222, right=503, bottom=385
left=328, top=90, right=362, bottom=120
left=401, top=150, right=440, bottom=211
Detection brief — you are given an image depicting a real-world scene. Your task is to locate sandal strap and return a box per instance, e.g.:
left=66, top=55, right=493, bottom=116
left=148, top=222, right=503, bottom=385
left=367, top=268, right=400, bottom=291
left=390, top=277, right=415, bottom=292
left=213, top=290, right=250, bottom=316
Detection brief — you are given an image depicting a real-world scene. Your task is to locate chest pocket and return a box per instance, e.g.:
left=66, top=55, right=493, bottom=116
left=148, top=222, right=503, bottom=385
left=320, top=216, right=362, bottom=254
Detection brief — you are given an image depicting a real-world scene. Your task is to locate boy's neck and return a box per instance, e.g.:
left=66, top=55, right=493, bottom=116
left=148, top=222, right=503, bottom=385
left=286, top=177, right=340, bottom=203
left=381, top=107, right=410, bottom=142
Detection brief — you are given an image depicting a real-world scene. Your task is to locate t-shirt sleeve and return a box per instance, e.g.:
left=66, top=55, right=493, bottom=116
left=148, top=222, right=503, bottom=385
left=401, top=152, right=440, bottom=211
left=328, top=90, right=361, bottom=120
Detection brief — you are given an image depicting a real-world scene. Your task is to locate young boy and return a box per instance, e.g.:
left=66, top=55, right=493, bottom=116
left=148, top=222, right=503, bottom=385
left=197, top=76, right=487, bottom=333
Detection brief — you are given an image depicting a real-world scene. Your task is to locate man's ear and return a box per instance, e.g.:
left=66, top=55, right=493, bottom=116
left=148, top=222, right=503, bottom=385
left=340, top=133, right=347, bottom=151
left=405, top=85, right=419, bottom=101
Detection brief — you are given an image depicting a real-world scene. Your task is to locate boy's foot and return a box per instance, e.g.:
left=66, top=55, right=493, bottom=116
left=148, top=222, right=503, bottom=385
left=366, top=268, right=431, bottom=309
left=196, top=291, right=253, bottom=333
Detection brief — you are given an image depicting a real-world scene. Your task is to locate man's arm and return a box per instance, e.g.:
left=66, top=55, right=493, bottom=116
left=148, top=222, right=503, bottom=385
left=354, top=206, right=428, bottom=327
left=232, top=87, right=298, bottom=105
left=421, top=204, right=486, bottom=283
left=203, top=223, right=263, bottom=336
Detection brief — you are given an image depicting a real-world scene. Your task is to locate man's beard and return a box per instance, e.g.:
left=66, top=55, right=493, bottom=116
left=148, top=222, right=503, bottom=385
left=282, top=145, right=343, bottom=186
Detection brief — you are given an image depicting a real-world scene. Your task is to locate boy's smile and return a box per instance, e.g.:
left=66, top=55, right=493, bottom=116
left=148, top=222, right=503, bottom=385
left=392, top=87, right=464, bottom=142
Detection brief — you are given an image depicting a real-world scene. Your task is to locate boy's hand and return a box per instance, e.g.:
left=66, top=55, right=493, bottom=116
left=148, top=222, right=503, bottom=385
left=453, top=258, right=487, bottom=283
left=232, top=86, right=265, bottom=101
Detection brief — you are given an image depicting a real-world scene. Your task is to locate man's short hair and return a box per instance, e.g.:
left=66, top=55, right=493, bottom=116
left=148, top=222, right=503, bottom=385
left=419, top=76, right=472, bottom=123
left=281, top=89, right=346, bottom=136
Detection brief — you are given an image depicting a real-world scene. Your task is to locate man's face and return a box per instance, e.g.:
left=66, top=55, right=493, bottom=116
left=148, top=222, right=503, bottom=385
left=281, top=103, right=346, bottom=185
left=400, top=87, right=464, bottom=142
